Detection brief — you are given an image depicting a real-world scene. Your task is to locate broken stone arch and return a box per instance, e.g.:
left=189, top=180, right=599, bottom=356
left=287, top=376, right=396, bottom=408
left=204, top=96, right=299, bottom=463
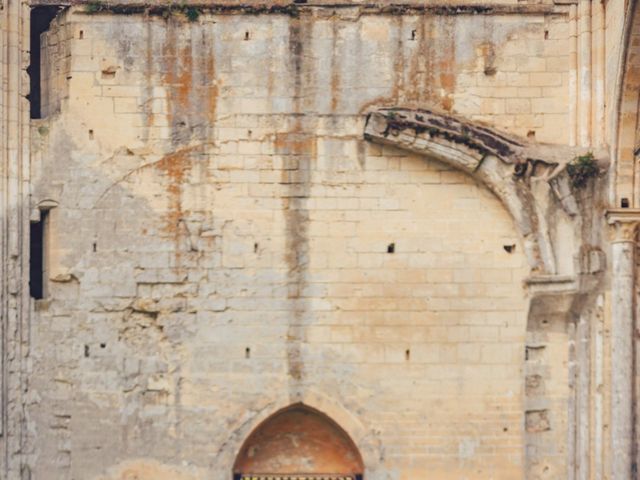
left=233, top=403, right=365, bottom=480
left=363, top=107, right=609, bottom=479
left=363, top=107, right=601, bottom=276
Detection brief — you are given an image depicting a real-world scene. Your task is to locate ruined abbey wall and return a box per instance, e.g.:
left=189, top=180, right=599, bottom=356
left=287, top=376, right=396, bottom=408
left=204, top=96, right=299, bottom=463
left=1, top=1, right=633, bottom=479
left=30, top=9, right=537, bottom=479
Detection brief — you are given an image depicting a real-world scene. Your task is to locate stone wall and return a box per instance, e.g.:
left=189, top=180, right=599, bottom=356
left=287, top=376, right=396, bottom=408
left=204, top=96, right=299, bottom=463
left=40, top=14, right=71, bottom=118
left=25, top=7, right=545, bottom=480
left=0, top=0, right=622, bottom=478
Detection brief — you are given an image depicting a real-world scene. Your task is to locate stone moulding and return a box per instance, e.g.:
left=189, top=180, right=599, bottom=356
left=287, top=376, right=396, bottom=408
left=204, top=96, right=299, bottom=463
left=605, top=208, right=640, bottom=241
left=363, top=108, right=608, bottom=275
left=28, top=1, right=561, bottom=17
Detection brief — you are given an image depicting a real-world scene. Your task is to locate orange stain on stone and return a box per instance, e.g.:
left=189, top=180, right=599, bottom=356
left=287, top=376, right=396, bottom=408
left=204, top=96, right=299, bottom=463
left=162, top=23, right=195, bottom=129
left=174, top=46, right=194, bottom=110
left=437, top=18, right=457, bottom=111
left=205, top=48, right=218, bottom=124
left=154, top=148, right=194, bottom=237
left=234, top=406, right=364, bottom=475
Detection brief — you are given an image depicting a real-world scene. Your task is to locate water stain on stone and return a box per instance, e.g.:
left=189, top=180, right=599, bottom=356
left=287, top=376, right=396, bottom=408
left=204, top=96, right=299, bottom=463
left=163, top=26, right=194, bottom=145
left=359, top=14, right=457, bottom=113
left=154, top=147, right=198, bottom=265
left=143, top=17, right=156, bottom=139
left=330, top=19, right=342, bottom=112
left=437, top=16, right=457, bottom=111
left=158, top=21, right=217, bottom=266
left=162, top=20, right=218, bottom=146
left=280, top=15, right=315, bottom=387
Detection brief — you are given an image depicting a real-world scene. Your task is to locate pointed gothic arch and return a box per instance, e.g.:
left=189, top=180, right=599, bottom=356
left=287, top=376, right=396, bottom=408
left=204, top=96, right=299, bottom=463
left=233, top=404, right=365, bottom=479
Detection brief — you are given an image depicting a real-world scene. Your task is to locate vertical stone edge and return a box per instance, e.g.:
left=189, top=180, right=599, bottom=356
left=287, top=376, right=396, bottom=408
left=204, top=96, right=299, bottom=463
left=605, top=209, right=640, bottom=480
left=1, top=0, right=31, bottom=478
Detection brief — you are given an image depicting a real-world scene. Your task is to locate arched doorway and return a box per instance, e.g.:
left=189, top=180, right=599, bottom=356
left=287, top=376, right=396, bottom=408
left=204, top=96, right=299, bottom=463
left=233, top=404, right=364, bottom=480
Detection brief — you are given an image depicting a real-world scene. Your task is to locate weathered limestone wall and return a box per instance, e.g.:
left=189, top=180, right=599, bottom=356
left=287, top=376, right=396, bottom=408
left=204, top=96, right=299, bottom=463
left=24, top=7, right=554, bottom=479
left=40, top=15, right=72, bottom=118
left=605, top=0, right=626, bottom=149
left=0, top=0, right=32, bottom=479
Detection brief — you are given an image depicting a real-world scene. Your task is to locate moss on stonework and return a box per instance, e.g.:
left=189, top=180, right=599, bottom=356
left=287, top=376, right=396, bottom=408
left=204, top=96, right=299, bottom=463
left=567, top=152, right=599, bottom=188
left=84, top=1, right=199, bottom=19
left=80, top=2, right=302, bottom=17
left=161, top=5, right=200, bottom=21
left=85, top=1, right=105, bottom=13
left=184, top=6, right=200, bottom=21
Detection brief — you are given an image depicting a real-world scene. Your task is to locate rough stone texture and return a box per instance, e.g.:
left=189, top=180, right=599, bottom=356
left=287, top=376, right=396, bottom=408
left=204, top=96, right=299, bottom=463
left=0, top=0, right=32, bottom=478
left=30, top=8, right=537, bottom=479
left=0, top=1, right=634, bottom=479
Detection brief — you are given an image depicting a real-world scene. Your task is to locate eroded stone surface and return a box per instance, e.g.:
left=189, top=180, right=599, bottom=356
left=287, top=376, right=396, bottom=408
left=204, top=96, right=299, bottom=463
left=0, top=2, right=626, bottom=480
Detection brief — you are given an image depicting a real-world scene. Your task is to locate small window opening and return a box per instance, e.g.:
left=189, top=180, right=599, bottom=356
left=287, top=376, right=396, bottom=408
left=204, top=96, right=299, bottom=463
left=244, top=31, right=250, bottom=41
left=79, top=30, right=84, bottom=39
left=88, top=129, right=94, bottom=139
left=30, top=210, right=49, bottom=299
left=405, top=349, right=411, bottom=361
left=245, top=347, right=251, bottom=359
left=387, top=243, right=395, bottom=254
left=544, top=30, right=549, bottom=40
left=29, top=6, right=61, bottom=119
left=621, top=197, right=630, bottom=208
left=503, top=244, right=516, bottom=253
left=410, top=30, right=417, bottom=41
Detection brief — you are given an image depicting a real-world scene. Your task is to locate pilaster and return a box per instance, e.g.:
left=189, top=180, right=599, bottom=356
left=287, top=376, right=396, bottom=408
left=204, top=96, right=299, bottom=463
left=1, top=1, right=31, bottom=478
left=605, top=208, right=640, bottom=480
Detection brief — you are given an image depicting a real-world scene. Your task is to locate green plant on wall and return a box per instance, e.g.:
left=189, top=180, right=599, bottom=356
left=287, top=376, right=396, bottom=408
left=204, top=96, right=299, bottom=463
left=85, top=1, right=104, bottom=13
left=84, top=1, right=199, bottom=20
left=567, top=152, right=599, bottom=188
left=184, top=7, right=200, bottom=22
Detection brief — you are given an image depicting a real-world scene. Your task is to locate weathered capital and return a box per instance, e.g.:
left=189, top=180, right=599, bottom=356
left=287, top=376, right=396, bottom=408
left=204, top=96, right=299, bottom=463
left=605, top=209, right=640, bottom=243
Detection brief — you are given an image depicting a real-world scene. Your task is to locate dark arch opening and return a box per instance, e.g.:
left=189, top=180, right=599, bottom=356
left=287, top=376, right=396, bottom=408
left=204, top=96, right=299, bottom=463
left=233, top=404, right=364, bottom=479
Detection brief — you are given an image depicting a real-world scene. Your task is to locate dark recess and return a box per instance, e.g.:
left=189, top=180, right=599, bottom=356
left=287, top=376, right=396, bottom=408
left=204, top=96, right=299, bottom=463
left=30, top=210, right=48, bottom=299
left=29, top=6, right=61, bottom=119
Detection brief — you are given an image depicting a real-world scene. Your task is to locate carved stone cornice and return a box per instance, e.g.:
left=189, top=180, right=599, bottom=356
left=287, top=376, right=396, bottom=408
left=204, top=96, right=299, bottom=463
left=364, top=108, right=606, bottom=175
left=28, top=1, right=561, bottom=17
left=605, top=208, right=640, bottom=243
left=525, top=275, right=578, bottom=294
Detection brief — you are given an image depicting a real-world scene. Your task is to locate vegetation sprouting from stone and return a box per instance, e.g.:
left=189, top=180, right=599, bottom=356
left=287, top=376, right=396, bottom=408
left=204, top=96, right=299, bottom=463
left=84, top=2, right=199, bottom=20
left=567, top=152, right=599, bottom=188
left=184, top=7, right=200, bottom=22
left=85, top=1, right=104, bottom=13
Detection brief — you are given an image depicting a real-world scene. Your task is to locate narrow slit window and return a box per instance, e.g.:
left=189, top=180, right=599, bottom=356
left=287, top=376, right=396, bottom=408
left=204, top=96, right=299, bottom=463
left=30, top=210, right=48, bottom=299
